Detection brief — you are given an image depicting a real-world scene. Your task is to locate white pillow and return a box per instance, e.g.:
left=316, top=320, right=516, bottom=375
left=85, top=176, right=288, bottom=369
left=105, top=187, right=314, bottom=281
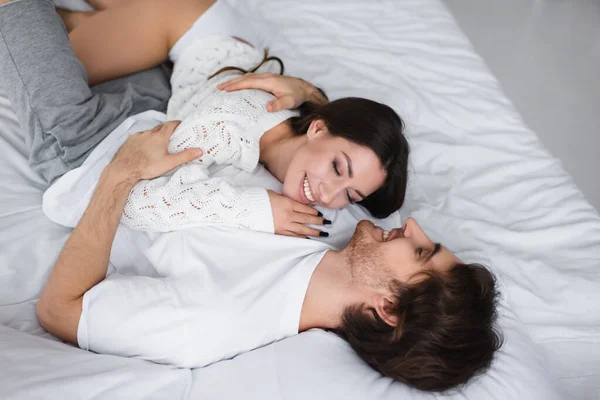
left=188, top=301, right=560, bottom=400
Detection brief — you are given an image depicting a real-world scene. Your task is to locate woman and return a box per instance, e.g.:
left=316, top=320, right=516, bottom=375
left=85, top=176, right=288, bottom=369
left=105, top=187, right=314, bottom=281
left=48, top=0, right=411, bottom=238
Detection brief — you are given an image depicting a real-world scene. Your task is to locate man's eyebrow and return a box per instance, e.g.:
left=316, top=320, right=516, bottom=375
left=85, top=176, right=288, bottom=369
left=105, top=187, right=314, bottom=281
left=426, top=243, right=442, bottom=261
left=343, top=152, right=366, bottom=200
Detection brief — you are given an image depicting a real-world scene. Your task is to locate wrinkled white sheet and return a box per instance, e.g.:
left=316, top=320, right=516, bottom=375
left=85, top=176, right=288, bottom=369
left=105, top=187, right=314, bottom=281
left=1, top=0, right=599, bottom=399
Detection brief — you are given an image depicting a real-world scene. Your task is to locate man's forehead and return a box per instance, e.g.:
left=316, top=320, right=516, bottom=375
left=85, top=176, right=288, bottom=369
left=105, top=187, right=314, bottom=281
left=430, top=246, right=460, bottom=271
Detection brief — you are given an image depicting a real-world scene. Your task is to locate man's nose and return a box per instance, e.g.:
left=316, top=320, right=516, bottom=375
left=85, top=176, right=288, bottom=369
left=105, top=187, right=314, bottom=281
left=403, top=218, right=433, bottom=245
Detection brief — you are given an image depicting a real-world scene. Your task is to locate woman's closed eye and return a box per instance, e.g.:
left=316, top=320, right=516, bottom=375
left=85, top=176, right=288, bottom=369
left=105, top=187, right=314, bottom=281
left=332, top=161, right=341, bottom=176
left=346, top=191, right=355, bottom=204
left=332, top=161, right=356, bottom=204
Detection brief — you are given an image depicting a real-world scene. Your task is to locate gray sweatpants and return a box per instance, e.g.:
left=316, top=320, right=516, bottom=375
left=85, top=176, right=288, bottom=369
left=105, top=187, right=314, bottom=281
left=0, top=0, right=171, bottom=183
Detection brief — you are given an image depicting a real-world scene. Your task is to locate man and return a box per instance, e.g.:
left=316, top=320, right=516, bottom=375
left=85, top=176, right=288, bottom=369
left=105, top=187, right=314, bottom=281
left=0, top=0, right=501, bottom=392
left=36, top=120, right=502, bottom=392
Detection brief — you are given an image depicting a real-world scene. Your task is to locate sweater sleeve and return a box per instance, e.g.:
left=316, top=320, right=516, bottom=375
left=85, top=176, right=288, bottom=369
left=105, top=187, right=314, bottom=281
left=122, top=167, right=274, bottom=233
left=120, top=113, right=274, bottom=234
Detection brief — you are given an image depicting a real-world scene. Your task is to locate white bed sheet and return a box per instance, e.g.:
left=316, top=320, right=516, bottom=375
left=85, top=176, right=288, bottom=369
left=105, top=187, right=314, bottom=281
left=1, top=0, right=599, bottom=399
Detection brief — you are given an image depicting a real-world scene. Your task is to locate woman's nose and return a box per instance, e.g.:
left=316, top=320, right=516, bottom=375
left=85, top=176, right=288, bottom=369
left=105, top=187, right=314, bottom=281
left=319, top=179, right=345, bottom=205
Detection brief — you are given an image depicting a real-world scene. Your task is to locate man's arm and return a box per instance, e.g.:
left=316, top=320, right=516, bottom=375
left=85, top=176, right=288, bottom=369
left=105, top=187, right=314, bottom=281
left=37, top=121, right=202, bottom=344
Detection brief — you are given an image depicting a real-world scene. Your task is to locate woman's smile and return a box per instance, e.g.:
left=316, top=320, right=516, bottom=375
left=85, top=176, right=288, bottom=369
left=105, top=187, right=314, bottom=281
left=299, top=174, right=317, bottom=204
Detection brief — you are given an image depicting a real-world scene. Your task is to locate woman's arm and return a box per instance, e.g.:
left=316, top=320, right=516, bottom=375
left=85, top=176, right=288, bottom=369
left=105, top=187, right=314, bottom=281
left=217, top=73, right=329, bottom=112
left=68, top=0, right=215, bottom=85
left=36, top=121, right=201, bottom=344
left=122, top=113, right=325, bottom=237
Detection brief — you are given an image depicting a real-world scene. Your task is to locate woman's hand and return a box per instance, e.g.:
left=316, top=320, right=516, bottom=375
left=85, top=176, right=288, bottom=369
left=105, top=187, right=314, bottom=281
left=110, top=121, right=203, bottom=181
left=217, top=73, right=328, bottom=112
left=267, top=191, right=330, bottom=238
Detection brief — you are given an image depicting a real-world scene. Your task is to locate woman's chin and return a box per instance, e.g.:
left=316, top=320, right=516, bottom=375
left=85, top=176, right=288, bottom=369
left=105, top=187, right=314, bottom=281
left=281, top=187, right=297, bottom=202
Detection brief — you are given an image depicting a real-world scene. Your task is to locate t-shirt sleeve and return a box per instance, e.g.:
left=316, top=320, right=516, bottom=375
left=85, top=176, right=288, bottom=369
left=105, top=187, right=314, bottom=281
left=77, top=275, right=194, bottom=368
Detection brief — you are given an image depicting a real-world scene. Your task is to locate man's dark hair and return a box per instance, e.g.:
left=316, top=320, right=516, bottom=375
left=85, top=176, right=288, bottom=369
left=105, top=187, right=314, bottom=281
left=336, top=263, right=503, bottom=392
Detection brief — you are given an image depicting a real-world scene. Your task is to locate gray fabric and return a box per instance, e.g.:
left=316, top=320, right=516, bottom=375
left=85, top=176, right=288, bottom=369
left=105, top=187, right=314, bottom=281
left=0, top=0, right=171, bottom=183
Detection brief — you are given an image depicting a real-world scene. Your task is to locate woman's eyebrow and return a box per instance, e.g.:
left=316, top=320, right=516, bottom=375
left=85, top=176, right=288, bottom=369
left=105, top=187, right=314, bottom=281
left=343, top=151, right=366, bottom=199
left=343, top=151, right=354, bottom=178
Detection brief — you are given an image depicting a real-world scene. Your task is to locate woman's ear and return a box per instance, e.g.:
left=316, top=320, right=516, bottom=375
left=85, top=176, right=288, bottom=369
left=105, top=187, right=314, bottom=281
left=306, top=119, right=328, bottom=140
left=374, top=296, right=399, bottom=327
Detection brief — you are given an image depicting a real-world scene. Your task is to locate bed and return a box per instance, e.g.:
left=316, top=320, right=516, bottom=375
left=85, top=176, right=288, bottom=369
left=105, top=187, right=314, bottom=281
left=1, top=0, right=599, bottom=399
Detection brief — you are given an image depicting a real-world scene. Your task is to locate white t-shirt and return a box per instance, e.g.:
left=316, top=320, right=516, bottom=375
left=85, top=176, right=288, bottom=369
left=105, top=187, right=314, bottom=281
left=55, top=121, right=401, bottom=367
left=78, top=225, right=332, bottom=368
left=71, top=159, right=400, bottom=367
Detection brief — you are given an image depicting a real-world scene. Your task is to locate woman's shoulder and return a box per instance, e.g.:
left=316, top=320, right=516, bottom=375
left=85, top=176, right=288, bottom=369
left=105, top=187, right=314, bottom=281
left=171, top=35, right=264, bottom=82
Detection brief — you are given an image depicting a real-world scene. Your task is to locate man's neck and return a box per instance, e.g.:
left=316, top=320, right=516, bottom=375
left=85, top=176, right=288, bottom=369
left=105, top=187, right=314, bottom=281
left=299, top=250, right=365, bottom=332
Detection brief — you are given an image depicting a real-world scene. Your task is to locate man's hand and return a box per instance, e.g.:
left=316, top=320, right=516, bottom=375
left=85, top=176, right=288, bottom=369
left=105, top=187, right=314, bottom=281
left=110, top=120, right=203, bottom=181
left=216, top=73, right=328, bottom=112
left=36, top=120, right=202, bottom=345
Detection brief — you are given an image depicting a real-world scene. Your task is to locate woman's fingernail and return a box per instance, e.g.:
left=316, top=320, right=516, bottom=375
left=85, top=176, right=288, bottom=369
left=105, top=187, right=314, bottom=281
left=323, top=219, right=332, bottom=225
left=317, top=211, right=323, bottom=217
left=319, top=232, right=329, bottom=237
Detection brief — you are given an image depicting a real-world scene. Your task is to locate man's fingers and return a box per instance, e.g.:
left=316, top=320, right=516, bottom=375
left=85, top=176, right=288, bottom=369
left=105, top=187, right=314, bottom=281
left=160, top=120, right=182, bottom=136
left=217, top=73, right=284, bottom=94
left=150, top=123, right=164, bottom=133
left=217, top=73, right=259, bottom=91
left=267, top=95, right=296, bottom=112
left=168, top=148, right=203, bottom=169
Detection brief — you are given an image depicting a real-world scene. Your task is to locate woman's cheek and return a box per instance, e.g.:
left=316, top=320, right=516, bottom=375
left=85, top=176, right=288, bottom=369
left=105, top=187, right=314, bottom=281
left=328, top=196, right=347, bottom=210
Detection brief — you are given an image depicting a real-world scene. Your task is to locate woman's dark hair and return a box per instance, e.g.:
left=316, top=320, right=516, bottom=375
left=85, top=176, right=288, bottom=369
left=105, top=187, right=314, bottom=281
left=336, top=263, right=503, bottom=392
left=290, top=98, right=409, bottom=218
left=208, top=48, right=285, bottom=79
left=210, top=49, right=410, bottom=218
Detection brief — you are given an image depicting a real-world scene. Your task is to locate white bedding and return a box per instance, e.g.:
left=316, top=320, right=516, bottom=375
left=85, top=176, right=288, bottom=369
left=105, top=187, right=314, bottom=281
left=1, top=0, right=599, bottom=399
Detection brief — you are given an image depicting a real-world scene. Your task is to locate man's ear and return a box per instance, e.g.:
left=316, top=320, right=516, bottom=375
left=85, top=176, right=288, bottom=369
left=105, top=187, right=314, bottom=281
left=374, top=296, right=399, bottom=327
left=306, top=119, right=328, bottom=140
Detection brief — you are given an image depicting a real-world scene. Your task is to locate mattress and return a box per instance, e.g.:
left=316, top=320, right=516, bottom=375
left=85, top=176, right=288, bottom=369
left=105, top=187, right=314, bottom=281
left=1, top=0, right=599, bottom=399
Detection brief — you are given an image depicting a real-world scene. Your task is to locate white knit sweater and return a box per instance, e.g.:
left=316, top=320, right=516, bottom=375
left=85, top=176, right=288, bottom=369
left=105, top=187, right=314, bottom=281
left=121, top=36, right=298, bottom=233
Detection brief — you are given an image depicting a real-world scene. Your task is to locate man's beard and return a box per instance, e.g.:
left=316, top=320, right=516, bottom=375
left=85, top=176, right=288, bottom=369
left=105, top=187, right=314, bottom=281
left=345, top=221, right=392, bottom=290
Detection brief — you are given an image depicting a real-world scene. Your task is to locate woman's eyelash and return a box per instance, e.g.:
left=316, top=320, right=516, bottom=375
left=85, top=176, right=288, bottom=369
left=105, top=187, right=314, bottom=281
left=332, top=161, right=341, bottom=176
left=346, top=190, right=355, bottom=204
left=333, top=161, right=354, bottom=204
